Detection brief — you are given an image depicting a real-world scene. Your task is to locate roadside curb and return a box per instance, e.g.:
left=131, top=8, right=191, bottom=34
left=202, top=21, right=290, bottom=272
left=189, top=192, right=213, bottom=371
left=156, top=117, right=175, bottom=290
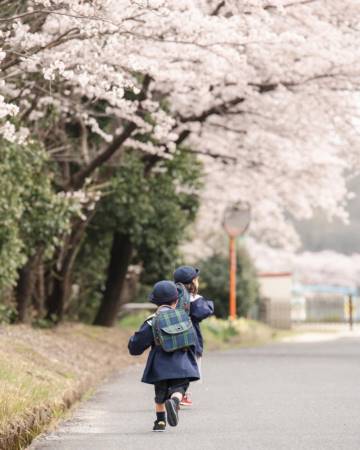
left=2, top=376, right=90, bottom=450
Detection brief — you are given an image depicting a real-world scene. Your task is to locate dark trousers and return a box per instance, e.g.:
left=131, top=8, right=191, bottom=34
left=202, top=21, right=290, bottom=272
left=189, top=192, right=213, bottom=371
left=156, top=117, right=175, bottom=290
left=154, top=378, right=190, bottom=404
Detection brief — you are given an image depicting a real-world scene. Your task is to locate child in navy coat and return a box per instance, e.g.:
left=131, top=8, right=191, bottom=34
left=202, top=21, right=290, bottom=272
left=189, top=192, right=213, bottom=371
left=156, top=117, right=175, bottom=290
left=173, top=265, right=214, bottom=406
left=128, top=280, right=200, bottom=432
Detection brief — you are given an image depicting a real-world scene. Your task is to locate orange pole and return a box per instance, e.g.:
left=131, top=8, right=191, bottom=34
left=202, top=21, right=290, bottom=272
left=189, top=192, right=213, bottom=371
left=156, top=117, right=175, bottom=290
left=229, top=236, right=237, bottom=320
left=349, top=295, right=353, bottom=331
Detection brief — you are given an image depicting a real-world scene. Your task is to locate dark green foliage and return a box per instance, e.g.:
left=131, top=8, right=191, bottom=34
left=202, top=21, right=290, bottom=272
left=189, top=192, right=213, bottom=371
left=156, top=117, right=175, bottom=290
left=0, top=302, right=17, bottom=324
left=0, top=140, right=76, bottom=291
left=137, top=152, right=201, bottom=284
left=72, top=149, right=202, bottom=320
left=199, top=245, right=260, bottom=318
left=70, top=231, right=113, bottom=322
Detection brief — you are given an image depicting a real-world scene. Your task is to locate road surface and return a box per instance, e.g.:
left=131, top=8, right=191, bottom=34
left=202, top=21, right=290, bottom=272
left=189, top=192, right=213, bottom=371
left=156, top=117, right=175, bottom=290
left=29, top=336, right=360, bottom=450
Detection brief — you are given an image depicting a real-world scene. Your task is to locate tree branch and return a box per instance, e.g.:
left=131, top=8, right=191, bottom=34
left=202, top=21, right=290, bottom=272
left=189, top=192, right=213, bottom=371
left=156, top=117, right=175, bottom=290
left=179, top=97, right=245, bottom=123
left=69, top=74, right=152, bottom=190
left=142, top=122, right=236, bottom=175
left=1, top=27, right=80, bottom=71
left=248, top=71, right=350, bottom=93
left=0, top=9, right=112, bottom=24
left=208, top=122, right=247, bottom=134
left=211, top=1, right=226, bottom=16
left=265, top=0, right=319, bottom=9
left=248, top=82, right=278, bottom=93
left=78, top=116, right=90, bottom=164
left=171, top=97, right=245, bottom=149
left=176, top=130, right=191, bottom=145
left=70, top=123, right=136, bottom=190
left=182, top=147, right=237, bottom=163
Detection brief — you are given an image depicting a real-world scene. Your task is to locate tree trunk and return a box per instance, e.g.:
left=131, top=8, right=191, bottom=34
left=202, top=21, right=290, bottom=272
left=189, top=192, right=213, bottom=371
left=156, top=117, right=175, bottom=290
left=46, top=217, right=91, bottom=322
left=32, top=261, right=45, bottom=318
left=16, top=249, right=43, bottom=323
left=94, top=232, right=133, bottom=327
left=46, top=262, right=72, bottom=322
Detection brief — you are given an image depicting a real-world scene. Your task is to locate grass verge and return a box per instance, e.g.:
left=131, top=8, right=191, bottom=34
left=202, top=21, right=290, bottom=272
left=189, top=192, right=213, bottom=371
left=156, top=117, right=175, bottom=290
left=0, top=323, right=137, bottom=450
left=201, top=316, right=287, bottom=350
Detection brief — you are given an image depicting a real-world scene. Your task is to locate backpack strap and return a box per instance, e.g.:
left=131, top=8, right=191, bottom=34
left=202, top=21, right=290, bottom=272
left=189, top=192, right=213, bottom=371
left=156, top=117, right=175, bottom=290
left=146, top=305, right=171, bottom=326
left=151, top=305, right=176, bottom=347
left=146, top=313, right=156, bottom=326
left=176, top=282, right=191, bottom=314
left=150, top=312, right=158, bottom=344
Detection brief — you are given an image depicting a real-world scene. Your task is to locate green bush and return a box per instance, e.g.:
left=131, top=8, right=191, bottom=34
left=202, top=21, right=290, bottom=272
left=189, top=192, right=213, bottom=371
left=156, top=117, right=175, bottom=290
left=198, top=246, right=260, bottom=318
left=201, top=316, right=274, bottom=350
left=0, top=140, right=77, bottom=291
left=0, top=303, right=17, bottom=324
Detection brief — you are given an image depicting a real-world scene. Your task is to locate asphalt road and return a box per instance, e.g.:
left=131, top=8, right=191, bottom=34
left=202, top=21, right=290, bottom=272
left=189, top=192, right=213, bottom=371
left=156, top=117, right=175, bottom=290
left=29, top=337, right=360, bottom=450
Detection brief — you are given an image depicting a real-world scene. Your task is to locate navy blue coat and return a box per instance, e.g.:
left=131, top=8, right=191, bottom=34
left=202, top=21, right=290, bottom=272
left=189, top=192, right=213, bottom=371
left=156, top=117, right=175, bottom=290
left=128, top=318, right=200, bottom=385
left=190, top=295, right=214, bottom=357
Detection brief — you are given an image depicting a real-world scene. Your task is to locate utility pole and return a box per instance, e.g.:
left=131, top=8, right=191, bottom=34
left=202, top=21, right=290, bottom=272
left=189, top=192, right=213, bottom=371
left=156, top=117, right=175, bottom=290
left=348, top=294, right=353, bottom=331
left=223, top=202, right=251, bottom=320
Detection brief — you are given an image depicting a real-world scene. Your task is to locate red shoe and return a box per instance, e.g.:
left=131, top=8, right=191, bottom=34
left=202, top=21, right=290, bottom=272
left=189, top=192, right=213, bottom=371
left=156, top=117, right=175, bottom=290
left=180, top=393, right=193, bottom=407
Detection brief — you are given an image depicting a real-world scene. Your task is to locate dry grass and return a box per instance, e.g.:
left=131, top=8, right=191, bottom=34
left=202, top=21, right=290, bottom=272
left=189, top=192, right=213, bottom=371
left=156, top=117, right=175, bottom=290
left=0, top=323, right=137, bottom=450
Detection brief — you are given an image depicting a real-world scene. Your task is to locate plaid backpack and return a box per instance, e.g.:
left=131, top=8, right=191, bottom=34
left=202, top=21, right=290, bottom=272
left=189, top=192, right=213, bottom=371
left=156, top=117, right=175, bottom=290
left=152, top=307, right=196, bottom=353
left=175, top=282, right=191, bottom=314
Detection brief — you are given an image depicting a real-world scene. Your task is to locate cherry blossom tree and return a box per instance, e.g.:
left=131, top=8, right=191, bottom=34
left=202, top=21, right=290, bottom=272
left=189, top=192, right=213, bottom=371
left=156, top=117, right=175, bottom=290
left=1, top=0, right=360, bottom=322
left=249, top=242, right=360, bottom=290
left=178, top=0, right=360, bottom=255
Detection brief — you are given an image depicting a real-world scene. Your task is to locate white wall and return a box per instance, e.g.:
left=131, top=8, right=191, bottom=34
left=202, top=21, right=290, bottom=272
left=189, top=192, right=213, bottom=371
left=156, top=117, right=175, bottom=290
left=259, top=274, right=292, bottom=303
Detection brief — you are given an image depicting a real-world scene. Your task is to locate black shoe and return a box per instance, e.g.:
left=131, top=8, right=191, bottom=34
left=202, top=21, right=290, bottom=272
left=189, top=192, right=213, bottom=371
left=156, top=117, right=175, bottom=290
left=165, top=398, right=179, bottom=427
left=152, top=420, right=166, bottom=432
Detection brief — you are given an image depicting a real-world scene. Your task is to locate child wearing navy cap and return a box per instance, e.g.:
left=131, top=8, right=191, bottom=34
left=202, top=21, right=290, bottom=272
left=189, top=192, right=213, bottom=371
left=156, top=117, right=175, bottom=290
left=173, top=266, right=214, bottom=406
left=128, top=280, right=200, bottom=432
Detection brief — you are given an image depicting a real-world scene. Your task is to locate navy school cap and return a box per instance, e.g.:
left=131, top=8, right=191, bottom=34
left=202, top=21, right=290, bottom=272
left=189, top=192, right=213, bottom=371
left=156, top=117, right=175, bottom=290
left=173, top=266, right=200, bottom=284
left=149, top=280, right=179, bottom=305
